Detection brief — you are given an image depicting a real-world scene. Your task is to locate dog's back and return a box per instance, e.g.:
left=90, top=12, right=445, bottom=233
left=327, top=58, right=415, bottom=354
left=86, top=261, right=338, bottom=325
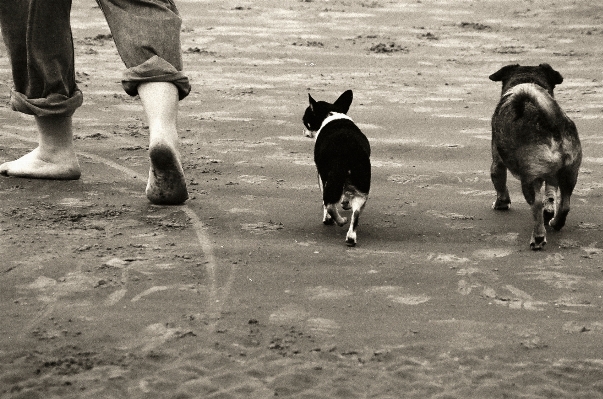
left=315, top=117, right=371, bottom=205
left=492, top=83, right=580, bottom=180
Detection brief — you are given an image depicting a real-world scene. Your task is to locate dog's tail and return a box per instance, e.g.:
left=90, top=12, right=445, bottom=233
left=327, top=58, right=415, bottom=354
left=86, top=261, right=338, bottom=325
left=323, top=161, right=347, bottom=206
left=502, top=83, right=564, bottom=122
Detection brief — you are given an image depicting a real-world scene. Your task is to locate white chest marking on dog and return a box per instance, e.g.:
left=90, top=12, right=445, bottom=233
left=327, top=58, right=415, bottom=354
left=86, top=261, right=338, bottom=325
left=315, top=112, right=354, bottom=139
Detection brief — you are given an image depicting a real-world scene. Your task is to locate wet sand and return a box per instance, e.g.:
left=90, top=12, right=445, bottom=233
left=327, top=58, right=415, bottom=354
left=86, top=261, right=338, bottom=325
left=2, top=0, right=603, bottom=397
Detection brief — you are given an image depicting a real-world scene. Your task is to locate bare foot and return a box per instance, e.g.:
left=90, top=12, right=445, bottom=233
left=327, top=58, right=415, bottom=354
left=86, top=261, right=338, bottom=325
left=0, top=146, right=81, bottom=180
left=0, top=115, right=81, bottom=180
left=145, top=143, right=188, bottom=205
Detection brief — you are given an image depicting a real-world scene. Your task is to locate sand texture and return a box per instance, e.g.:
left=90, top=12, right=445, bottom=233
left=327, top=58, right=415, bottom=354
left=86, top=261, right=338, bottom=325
left=2, top=0, right=603, bottom=398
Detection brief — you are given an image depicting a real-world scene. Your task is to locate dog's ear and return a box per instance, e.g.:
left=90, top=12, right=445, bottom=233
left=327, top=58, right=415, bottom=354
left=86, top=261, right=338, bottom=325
left=489, top=64, right=520, bottom=82
left=333, top=90, right=353, bottom=114
left=539, top=63, right=564, bottom=86
left=308, top=93, right=317, bottom=111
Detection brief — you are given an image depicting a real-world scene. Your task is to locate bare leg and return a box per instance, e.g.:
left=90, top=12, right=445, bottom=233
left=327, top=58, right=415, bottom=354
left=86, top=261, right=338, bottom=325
left=137, top=82, right=188, bottom=205
left=0, top=116, right=81, bottom=180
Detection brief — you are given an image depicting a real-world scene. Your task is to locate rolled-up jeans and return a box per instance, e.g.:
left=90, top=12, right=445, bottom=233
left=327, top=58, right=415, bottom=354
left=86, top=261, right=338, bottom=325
left=0, top=0, right=191, bottom=118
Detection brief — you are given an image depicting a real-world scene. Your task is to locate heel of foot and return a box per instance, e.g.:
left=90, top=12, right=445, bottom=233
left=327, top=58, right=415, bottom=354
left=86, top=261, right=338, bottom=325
left=146, top=145, right=188, bottom=205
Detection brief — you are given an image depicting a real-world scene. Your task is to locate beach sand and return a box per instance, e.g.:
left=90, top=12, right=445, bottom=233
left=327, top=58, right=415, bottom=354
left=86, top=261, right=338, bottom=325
left=2, top=0, right=603, bottom=397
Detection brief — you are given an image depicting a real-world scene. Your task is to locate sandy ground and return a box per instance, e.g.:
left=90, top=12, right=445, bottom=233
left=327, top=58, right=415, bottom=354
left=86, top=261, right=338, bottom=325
left=2, top=0, right=603, bottom=397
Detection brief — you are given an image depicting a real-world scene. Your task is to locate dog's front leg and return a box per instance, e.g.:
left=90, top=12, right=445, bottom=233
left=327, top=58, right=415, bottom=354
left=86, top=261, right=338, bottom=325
left=491, top=145, right=511, bottom=210
left=326, top=204, right=348, bottom=227
left=522, top=180, right=546, bottom=250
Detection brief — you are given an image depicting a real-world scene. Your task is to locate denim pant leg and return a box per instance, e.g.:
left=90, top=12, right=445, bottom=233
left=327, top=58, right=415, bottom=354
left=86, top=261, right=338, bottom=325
left=96, top=0, right=191, bottom=100
left=0, top=0, right=83, bottom=117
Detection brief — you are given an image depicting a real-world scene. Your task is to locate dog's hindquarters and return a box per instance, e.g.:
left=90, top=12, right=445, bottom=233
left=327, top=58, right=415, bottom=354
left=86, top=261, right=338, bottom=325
left=491, top=83, right=581, bottom=249
left=549, top=152, right=581, bottom=231
left=320, top=160, right=349, bottom=226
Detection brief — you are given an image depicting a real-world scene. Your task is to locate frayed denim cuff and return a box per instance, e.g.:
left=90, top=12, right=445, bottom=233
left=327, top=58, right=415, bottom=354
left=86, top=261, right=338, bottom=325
left=10, top=89, right=83, bottom=117
left=122, top=55, right=191, bottom=100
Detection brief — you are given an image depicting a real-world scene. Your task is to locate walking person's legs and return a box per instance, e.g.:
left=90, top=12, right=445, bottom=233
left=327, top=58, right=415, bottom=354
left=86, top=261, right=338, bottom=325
left=97, top=0, right=191, bottom=204
left=138, top=81, right=188, bottom=205
left=0, top=0, right=82, bottom=180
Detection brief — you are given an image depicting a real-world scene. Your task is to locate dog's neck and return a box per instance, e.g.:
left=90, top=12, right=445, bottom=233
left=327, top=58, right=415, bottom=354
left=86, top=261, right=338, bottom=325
left=315, top=112, right=353, bottom=139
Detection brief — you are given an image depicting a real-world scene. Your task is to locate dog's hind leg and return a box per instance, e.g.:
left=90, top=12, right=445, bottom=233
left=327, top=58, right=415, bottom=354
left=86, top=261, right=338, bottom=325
left=317, top=172, right=334, bottom=225
left=543, top=182, right=557, bottom=225
left=491, top=145, right=511, bottom=210
left=549, top=167, right=578, bottom=231
left=345, top=193, right=367, bottom=246
left=522, top=179, right=546, bottom=250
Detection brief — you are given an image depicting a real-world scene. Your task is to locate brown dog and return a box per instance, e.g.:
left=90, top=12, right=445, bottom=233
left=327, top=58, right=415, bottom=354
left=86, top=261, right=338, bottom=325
left=489, top=63, right=582, bottom=250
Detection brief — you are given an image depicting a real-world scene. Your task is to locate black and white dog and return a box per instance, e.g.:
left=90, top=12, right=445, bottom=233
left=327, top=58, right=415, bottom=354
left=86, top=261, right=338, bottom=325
left=302, top=90, right=371, bottom=246
left=489, top=63, right=582, bottom=250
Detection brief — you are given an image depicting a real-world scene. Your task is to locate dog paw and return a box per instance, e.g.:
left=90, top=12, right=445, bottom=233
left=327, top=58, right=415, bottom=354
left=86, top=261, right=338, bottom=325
left=543, top=210, right=555, bottom=225
left=492, top=200, right=511, bottom=210
left=345, top=234, right=357, bottom=247
left=323, top=217, right=335, bottom=225
left=549, top=214, right=568, bottom=231
left=549, top=220, right=564, bottom=231
left=530, top=235, right=546, bottom=250
left=335, top=216, right=348, bottom=227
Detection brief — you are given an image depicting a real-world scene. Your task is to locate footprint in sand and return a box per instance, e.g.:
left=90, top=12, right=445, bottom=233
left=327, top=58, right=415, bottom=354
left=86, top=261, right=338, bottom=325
left=269, top=304, right=310, bottom=325
left=367, top=286, right=431, bottom=305
left=305, top=318, right=340, bottom=337
left=306, top=286, right=353, bottom=300
left=428, top=253, right=471, bottom=264
left=241, top=221, right=284, bottom=234
left=269, top=305, right=340, bottom=338
left=472, top=248, right=515, bottom=260
left=238, top=174, right=268, bottom=184
left=479, top=284, right=548, bottom=311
